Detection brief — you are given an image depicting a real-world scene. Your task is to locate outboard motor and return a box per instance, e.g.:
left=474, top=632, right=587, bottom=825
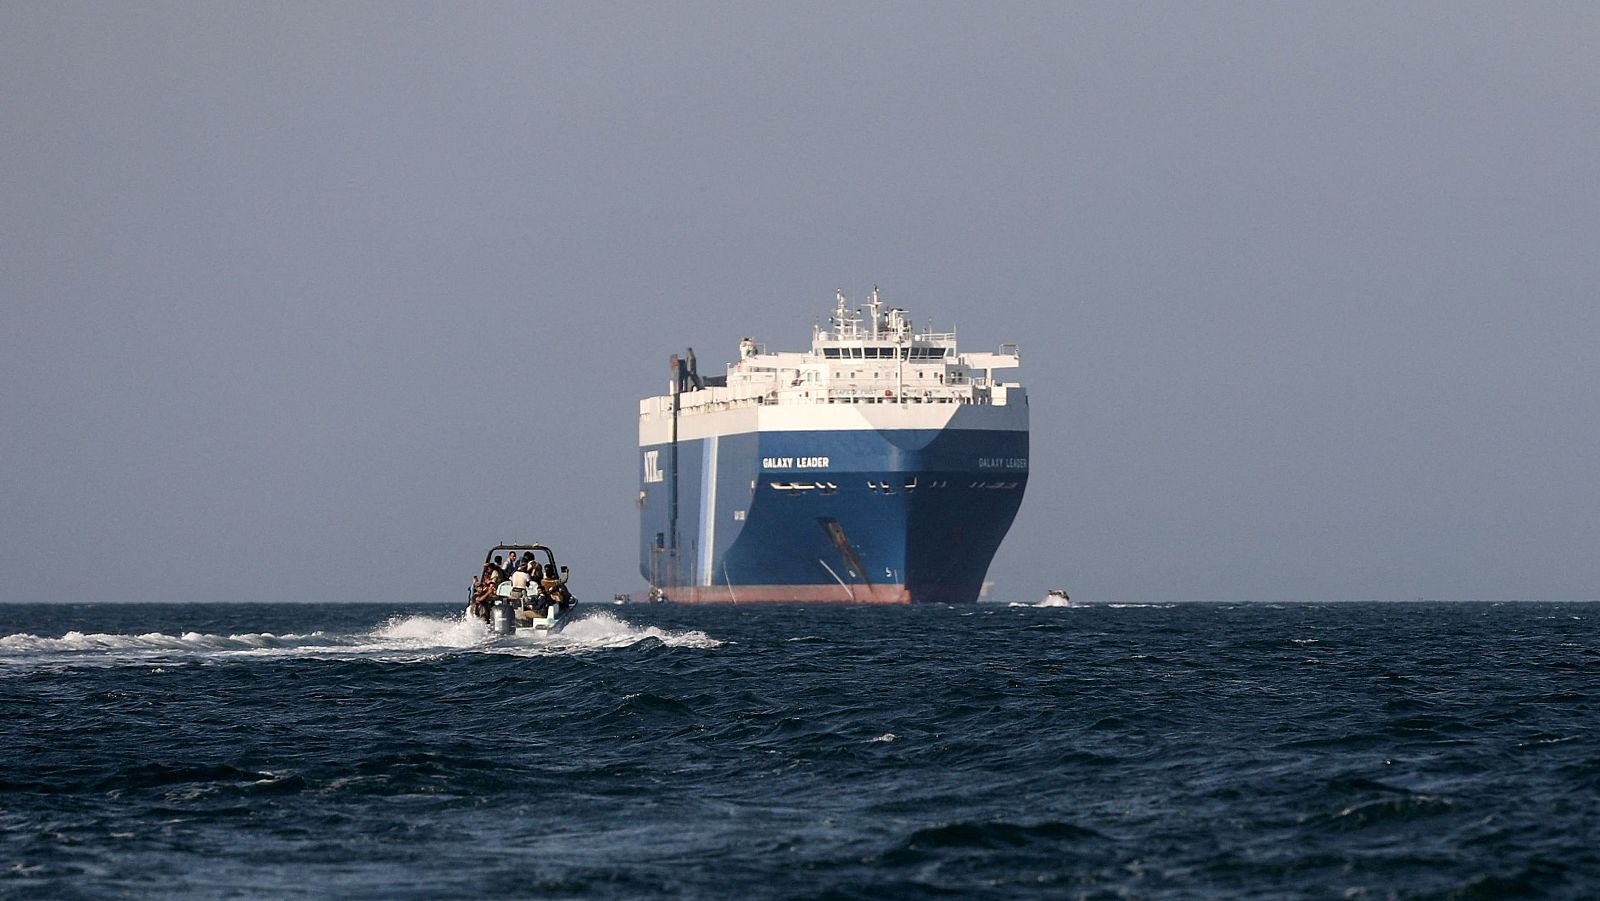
left=490, top=598, right=517, bottom=635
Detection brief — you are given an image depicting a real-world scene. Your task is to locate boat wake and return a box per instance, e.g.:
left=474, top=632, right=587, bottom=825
left=0, top=629, right=347, bottom=656
left=496, top=611, right=723, bottom=654
left=1007, top=601, right=1082, bottom=608
left=0, top=611, right=721, bottom=666
left=1008, top=596, right=1083, bottom=608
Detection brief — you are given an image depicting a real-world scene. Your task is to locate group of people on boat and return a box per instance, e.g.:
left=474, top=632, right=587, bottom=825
left=469, top=551, right=573, bottom=622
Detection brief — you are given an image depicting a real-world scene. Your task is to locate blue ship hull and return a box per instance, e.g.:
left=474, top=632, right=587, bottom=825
left=639, top=428, right=1028, bottom=603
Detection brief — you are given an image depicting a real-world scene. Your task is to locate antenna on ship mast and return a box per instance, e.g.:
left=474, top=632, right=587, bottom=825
left=868, top=285, right=882, bottom=339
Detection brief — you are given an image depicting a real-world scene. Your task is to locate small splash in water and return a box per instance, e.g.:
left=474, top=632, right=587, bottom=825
left=1008, top=601, right=1083, bottom=609
left=372, top=613, right=490, bottom=648
left=501, top=610, right=723, bottom=653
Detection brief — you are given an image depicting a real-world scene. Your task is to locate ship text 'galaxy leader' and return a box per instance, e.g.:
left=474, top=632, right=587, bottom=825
left=638, top=288, right=1028, bottom=603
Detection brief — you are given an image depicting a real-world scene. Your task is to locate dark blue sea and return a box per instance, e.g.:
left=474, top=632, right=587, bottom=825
left=3, top=601, right=1597, bottom=899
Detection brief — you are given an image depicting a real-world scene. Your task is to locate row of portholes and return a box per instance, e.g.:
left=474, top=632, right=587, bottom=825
left=766, top=478, right=1014, bottom=496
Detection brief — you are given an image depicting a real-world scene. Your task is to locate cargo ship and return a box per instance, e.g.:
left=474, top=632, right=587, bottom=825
left=637, top=288, right=1028, bottom=604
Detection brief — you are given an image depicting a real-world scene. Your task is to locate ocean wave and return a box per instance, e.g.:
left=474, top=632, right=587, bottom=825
left=0, top=610, right=721, bottom=665
left=0, top=629, right=341, bottom=654
left=1321, top=794, right=1455, bottom=831
left=875, top=819, right=1109, bottom=867
left=1104, top=603, right=1178, bottom=609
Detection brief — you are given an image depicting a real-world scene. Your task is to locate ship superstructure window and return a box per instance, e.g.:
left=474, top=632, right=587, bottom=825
left=833, top=346, right=936, bottom=359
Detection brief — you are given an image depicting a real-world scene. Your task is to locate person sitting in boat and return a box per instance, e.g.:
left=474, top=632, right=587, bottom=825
left=539, top=563, right=573, bottom=612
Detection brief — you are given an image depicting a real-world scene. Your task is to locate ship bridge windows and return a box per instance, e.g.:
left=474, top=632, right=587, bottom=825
left=822, top=347, right=892, bottom=360
left=820, top=346, right=947, bottom=360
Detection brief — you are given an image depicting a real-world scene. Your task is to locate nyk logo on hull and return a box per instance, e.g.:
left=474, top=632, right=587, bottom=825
left=762, top=456, right=831, bottom=469
left=643, top=450, right=664, bottom=483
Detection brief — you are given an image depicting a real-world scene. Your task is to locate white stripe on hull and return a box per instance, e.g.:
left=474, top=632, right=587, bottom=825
left=640, top=401, right=1026, bottom=445
left=699, top=435, right=718, bottom=586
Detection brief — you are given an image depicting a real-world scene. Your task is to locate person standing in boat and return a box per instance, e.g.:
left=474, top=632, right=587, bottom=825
left=471, top=561, right=499, bottom=620
left=509, top=563, right=533, bottom=595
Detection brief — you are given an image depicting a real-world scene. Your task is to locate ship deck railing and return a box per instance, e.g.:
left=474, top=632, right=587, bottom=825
left=641, top=383, right=1021, bottom=417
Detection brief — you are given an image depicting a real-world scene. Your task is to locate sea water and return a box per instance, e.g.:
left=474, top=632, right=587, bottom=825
left=2, top=601, right=1597, bottom=899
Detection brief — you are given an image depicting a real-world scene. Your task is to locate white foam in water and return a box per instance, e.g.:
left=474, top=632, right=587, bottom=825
left=0, top=630, right=340, bottom=654
left=1008, top=601, right=1079, bottom=608
left=496, top=610, right=723, bottom=655
left=373, top=614, right=491, bottom=647
left=1107, top=603, right=1178, bottom=609
left=0, top=610, right=721, bottom=666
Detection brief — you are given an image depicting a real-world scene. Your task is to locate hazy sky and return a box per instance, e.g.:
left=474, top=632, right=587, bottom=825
left=3, top=2, right=1597, bottom=603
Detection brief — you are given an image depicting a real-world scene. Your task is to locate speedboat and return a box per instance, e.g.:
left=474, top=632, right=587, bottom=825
left=468, top=543, right=578, bottom=636
left=1038, top=589, right=1079, bottom=607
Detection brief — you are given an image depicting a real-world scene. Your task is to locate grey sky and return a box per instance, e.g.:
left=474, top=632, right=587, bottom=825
left=3, top=2, right=1597, bottom=603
